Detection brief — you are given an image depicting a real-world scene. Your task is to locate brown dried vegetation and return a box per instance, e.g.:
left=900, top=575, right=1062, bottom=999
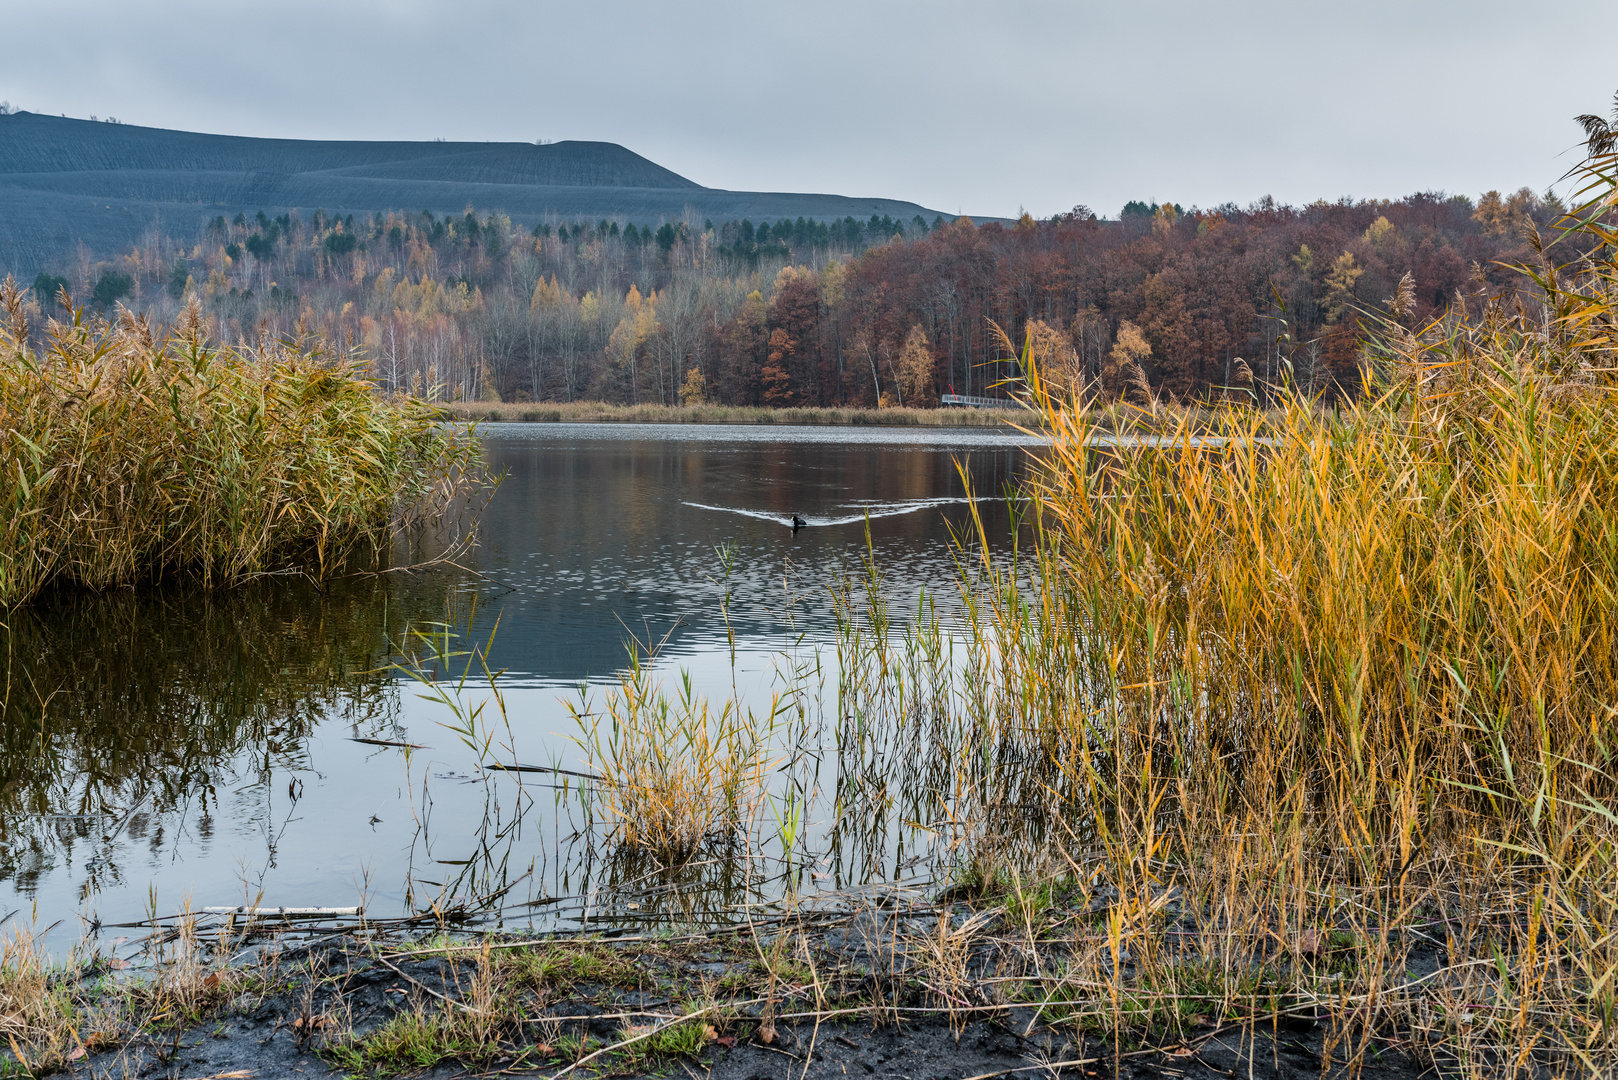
left=0, top=287, right=480, bottom=606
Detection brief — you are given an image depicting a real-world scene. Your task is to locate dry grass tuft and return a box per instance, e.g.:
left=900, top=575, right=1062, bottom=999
left=0, top=913, right=255, bottom=1075
left=0, top=930, right=89, bottom=1074
left=571, top=659, right=777, bottom=866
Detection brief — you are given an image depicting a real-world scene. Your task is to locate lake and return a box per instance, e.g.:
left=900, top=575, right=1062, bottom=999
left=0, top=422, right=1041, bottom=947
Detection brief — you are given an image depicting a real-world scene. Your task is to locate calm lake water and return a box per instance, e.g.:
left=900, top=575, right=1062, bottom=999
left=0, top=423, right=1041, bottom=948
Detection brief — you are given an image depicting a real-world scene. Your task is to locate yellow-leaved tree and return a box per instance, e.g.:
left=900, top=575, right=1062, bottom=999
left=1472, top=187, right=1539, bottom=238
left=895, top=324, right=936, bottom=407
left=679, top=365, right=706, bottom=406
left=605, top=286, right=659, bottom=403
left=1102, top=320, right=1153, bottom=406
left=1322, top=252, right=1363, bottom=324
left=530, top=275, right=569, bottom=310
left=819, top=260, right=845, bottom=311
left=1022, top=319, right=1084, bottom=399
left=1362, top=215, right=1401, bottom=259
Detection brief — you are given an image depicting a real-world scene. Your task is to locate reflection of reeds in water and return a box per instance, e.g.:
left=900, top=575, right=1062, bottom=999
left=0, top=573, right=459, bottom=900
left=0, top=283, right=480, bottom=607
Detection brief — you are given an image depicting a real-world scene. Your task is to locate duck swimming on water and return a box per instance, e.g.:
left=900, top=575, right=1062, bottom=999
left=791, top=515, right=808, bottom=532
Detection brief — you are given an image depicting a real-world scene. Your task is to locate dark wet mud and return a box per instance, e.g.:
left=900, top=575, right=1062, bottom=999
left=68, top=941, right=1434, bottom=1080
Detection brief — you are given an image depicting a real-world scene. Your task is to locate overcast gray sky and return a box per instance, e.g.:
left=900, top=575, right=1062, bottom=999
left=1, top=0, right=1609, bottom=219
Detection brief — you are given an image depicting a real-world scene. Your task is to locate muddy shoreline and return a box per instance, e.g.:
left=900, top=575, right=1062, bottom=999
left=54, top=909, right=1449, bottom=1080
left=85, top=989, right=1425, bottom=1080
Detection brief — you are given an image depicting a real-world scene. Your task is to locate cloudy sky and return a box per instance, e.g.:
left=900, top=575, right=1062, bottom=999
left=1, top=0, right=1608, bottom=219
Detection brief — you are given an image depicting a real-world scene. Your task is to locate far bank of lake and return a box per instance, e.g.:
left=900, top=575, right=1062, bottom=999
left=440, top=399, right=1037, bottom=427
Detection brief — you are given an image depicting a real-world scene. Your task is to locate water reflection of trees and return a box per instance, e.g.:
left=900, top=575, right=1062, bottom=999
left=473, top=437, right=1032, bottom=679
left=0, top=571, right=459, bottom=900
left=0, top=437, right=1037, bottom=923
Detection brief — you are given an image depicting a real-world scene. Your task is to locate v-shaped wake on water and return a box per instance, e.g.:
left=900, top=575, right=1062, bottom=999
left=682, top=495, right=1000, bottom=528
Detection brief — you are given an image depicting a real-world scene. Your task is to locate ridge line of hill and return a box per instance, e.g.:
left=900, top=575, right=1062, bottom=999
left=0, top=112, right=962, bottom=274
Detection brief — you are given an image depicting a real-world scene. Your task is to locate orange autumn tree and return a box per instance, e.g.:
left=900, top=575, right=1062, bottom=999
left=761, top=329, right=795, bottom=406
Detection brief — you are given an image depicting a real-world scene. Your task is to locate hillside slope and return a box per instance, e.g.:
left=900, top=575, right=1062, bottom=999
left=0, top=112, right=951, bottom=273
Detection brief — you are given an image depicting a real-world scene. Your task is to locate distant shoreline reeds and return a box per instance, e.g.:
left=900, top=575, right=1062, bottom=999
left=0, top=284, right=480, bottom=608
left=439, top=398, right=1039, bottom=428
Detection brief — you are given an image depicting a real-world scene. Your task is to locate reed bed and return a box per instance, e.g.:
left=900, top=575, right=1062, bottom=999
left=0, top=282, right=479, bottom=607
left=442, top=398, right=1035, bottom=428
left=390, top=614, right=779, bottom=871
left=927, top=143, right=1618, bottom=1074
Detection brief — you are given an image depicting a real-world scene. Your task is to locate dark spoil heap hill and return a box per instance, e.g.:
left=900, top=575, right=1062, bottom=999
left=0, top=112, right=947, bottom=273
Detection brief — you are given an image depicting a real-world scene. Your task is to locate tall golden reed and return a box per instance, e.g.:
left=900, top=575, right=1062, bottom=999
left=0, top=283, right=479, bottom=607
left=944, top=135, right=1618, bottom=1067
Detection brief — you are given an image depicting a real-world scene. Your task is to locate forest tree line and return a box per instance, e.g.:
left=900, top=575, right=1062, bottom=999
left=22, top=187, right=1560, bottom=407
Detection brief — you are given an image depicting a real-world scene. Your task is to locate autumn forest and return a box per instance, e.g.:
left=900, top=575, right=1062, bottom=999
left=26, top=186, right=1560, bottom=409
